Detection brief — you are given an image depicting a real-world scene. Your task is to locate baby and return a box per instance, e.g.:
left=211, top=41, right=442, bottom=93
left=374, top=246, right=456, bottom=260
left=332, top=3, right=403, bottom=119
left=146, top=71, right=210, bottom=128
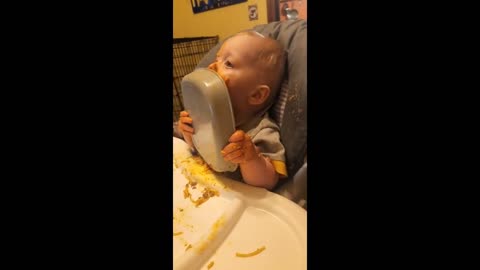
left=178, top=31, right=287, bottom=190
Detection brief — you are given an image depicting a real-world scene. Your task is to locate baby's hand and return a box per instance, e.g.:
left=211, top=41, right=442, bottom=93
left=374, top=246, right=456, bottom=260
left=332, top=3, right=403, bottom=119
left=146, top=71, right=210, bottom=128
left=221, top=130, right=260, bottom=164
left=178, top=111, right=195, bottom=149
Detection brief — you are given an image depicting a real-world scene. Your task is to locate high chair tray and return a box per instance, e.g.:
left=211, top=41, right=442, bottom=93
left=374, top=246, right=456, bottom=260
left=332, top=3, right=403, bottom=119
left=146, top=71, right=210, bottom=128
left=173, top=137, right=306, bottom=270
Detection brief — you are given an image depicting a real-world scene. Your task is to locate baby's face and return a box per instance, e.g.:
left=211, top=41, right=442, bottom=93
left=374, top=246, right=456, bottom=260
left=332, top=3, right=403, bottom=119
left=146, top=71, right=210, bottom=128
left=208, top=34, right=265, bottom=122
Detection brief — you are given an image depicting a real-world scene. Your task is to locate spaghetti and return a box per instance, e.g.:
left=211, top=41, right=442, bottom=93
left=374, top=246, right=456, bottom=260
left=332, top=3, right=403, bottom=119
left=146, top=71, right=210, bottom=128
left=235, top=246, right=266, bottom=258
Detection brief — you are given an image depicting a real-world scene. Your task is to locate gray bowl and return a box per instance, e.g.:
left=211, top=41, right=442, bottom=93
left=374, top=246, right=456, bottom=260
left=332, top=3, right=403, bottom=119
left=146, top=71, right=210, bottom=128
left=181, top=68, right=238, bottom=172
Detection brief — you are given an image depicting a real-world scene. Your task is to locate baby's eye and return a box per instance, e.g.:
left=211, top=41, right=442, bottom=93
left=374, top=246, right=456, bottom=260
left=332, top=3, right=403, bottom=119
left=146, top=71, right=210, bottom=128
left=224, top=60, right=233, bottom=68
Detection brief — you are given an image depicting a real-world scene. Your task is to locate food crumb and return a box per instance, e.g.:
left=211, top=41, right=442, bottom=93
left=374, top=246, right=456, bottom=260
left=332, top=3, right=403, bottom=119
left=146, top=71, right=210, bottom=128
left=207, top=261, right=214, bottom=269
left=185, top=244, right=192, bottom=251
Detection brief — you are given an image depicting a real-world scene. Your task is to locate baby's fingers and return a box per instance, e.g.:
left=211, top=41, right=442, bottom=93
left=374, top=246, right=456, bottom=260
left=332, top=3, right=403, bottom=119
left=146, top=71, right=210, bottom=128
left=229, top=130, right=245, bottom=143
left=179, top=115, right=193, bottom=125
left=179, top=114, right=194, bottom=133
left=179, top=122, right=194, bottom=133
left=242, top=134, right=259, bottom=160
left=222, top=149, right=244, bottom=163
left=221, top=142, right=242, bottom=155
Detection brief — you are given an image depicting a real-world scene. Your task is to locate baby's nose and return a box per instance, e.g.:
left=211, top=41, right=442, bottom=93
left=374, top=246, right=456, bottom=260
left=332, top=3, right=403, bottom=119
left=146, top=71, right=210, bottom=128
left=208, top=62, right=217, bottom=72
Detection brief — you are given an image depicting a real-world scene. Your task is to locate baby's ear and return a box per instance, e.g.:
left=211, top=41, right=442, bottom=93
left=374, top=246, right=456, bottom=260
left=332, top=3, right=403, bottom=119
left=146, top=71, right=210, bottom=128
left=248, top=85, right=270, bottom=105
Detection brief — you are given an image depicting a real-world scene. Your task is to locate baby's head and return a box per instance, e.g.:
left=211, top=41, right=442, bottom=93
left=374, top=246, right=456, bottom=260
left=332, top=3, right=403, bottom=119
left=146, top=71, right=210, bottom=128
left=208, top=31, right=286, bottom=126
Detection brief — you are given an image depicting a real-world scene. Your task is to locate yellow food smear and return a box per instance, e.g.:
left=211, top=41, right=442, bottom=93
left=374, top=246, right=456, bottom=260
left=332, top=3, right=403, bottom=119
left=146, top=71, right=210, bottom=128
left=173, top=232, right=183, bottom=236
left=207, top=261, right=214, bottom=269
left=174, top=155, right=227, bottom=189
left=195, top=216, right=225, bottom=253
left=173, top=206, right=186, bottom=222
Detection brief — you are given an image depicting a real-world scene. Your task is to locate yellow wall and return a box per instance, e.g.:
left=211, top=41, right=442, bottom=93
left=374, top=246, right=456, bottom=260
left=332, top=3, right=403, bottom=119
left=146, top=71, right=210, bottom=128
left=174, top=0, right=268, bottom=41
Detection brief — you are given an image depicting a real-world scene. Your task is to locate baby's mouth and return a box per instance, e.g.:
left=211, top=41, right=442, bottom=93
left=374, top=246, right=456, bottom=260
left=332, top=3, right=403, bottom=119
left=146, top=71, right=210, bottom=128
left=211, top=70, right=229, bottom=86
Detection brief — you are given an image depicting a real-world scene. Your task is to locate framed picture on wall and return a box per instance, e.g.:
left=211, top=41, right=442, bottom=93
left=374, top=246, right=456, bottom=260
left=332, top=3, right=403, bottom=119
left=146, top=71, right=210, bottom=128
left=191, top=0, right=247, bottom=14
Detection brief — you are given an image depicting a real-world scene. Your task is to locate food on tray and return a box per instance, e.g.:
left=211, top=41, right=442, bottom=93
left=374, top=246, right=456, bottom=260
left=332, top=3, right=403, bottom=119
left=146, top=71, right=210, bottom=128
left=235, top=246, right=266, bottom=258
left=185, top=244, right=192, bottom=251
left=173, top=232, right=183, bottom=236
left=183, top=183, right=192, bottom=199
left=176, top=155, right=224, bottom=207
left=207, top=261, right=214, bottom=269
left=174, top=155, right=226, bottom=189
left=183, top=177, right=220, bottom=207
left=174, top=155, right=225, bottom=183
left=175, top=155, right=213, bottom=175
left=196, top=216, right=225, bottom=253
